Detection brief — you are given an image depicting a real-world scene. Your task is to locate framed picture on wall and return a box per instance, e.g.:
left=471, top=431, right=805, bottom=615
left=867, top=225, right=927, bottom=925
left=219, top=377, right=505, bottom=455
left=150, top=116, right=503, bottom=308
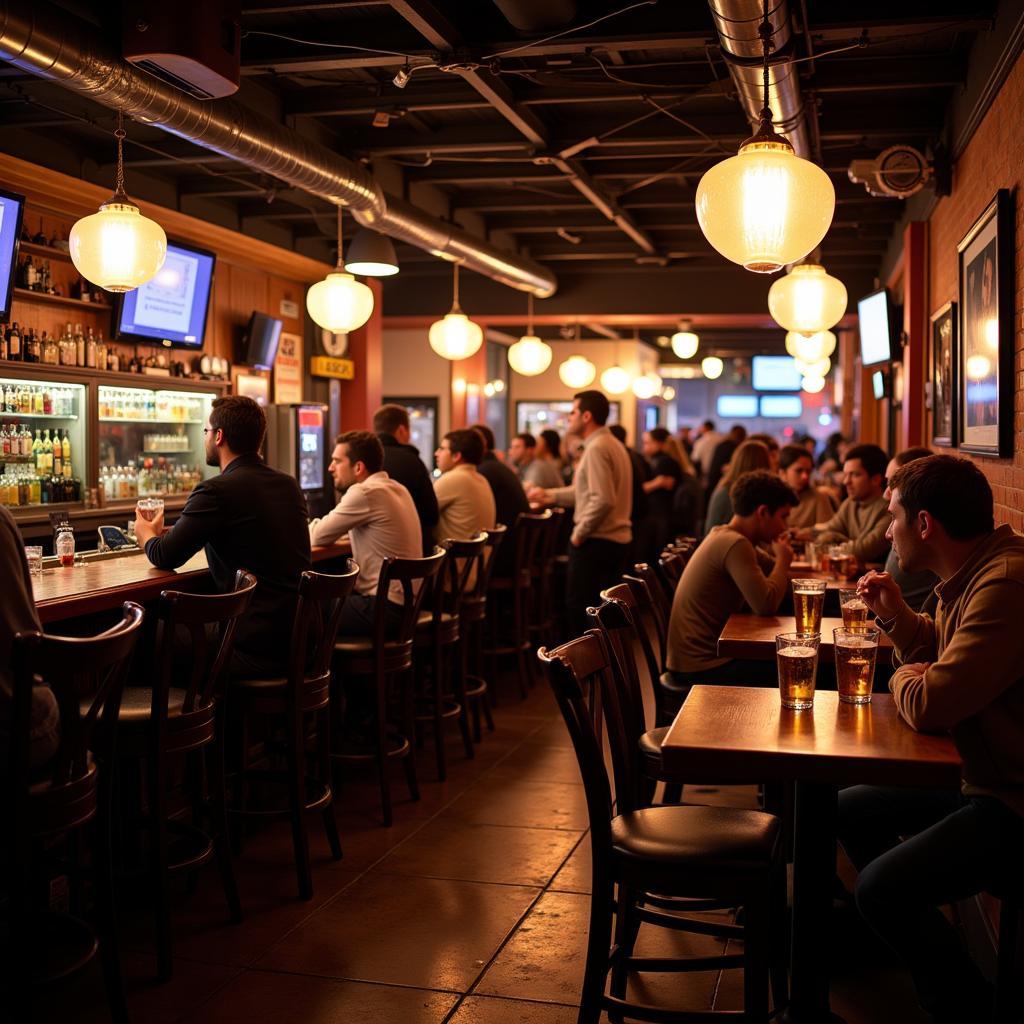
left=929, top=301, right=957, bottom=447
left=232, top=369, right=270, bottom=407
left=957, top=189, right=1013, bottom=456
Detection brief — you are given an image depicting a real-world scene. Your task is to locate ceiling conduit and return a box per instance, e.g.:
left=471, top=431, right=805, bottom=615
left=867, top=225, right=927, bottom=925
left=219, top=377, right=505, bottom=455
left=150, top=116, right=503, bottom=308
left=0, top=0, right=557, bottom=296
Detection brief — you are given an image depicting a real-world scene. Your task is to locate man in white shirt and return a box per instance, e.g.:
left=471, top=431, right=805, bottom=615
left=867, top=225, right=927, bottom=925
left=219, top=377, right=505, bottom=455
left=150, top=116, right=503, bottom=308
left=433, top=429, right=497, bottom=544
left=690, top=419, right=725, bottom=478
left=308, top=430, right=422, bottom=636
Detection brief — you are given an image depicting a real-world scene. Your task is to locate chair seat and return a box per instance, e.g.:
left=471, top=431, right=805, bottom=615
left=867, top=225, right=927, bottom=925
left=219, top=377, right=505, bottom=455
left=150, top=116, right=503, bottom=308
left=118, top=686, right=189, bottom=723
left=414, top=610, right=460, bottom=647
left=638, top=725, right=668, bottom=765
left=659, top=671, right=690, bottom=695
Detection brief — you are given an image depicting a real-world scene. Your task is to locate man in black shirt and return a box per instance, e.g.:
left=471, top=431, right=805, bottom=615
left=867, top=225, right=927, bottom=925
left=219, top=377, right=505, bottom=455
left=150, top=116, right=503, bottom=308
left=373, top=403, right=439, bottom=555
left=609, top=424, right=650, bottom=562
left=136, top=396, right=311, bottom=678
left=471, top=422, right=530, bottom=578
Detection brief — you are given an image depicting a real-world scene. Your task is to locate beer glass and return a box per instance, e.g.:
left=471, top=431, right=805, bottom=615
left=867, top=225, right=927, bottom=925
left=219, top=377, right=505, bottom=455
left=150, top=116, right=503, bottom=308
left=839, top=588, right=871, bottom=631
left=834, top=627, right=880, bottom=704
left=776, top=632, right=820, bottom=710
left=791, top=578, right=827, bottom=634
left=137, top=497, right=164, bottom=521
left=24, top=545, right=42, bottom=578
left=55, top=526, right=75, bottom=568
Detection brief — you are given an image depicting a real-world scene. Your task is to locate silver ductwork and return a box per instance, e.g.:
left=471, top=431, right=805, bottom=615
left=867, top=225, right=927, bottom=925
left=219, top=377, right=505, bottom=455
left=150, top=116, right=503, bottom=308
left=708, top=0, right=811, bottom=158
left=0, top=0, right=556, bottom=296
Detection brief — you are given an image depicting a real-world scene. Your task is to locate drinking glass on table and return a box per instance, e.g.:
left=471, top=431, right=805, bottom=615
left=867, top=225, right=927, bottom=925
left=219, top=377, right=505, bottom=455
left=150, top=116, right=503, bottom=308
left=839, top=588, right=871, bottom=631
left=791, top=578, right=827, bottom=634
left=137, top=497, right=164, bottom=521
left=833, top=627, right=879, bottom=705
left=776, top=632, right=820, bottom=710
left=24, top=544, right=42, bottom=578
left=55, top=526, right=75, bottom=568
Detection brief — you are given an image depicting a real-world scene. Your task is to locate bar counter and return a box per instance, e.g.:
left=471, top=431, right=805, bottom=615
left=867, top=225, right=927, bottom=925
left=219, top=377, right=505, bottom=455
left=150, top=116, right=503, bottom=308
left=32, top=541, right=352, bottom=624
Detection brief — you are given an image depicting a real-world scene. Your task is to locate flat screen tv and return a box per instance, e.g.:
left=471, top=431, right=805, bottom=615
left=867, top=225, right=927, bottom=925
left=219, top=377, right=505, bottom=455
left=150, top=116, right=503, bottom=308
left=858, top=288, right=894, bottom=366
left=752, top=355, right=802, bottom=391
left=115, top=240, right=216, bottom=348
left=716, top=394, right=758, bottom=418
left=872, top=370, right=887, bottom=400
left=0, top=187, right=25, bottom=322
left=244, top=311, right=283, bottom=370
left=759, top=395, right=803, bottom=418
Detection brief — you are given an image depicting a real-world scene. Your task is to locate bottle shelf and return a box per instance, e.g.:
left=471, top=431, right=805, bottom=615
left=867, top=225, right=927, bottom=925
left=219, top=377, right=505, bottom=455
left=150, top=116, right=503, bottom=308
left=143, top=449, right=192, bottom=455
left=19, top=241, right=74, bottom=264
left=99, top=417, right=203, bottom=425
left=0, top=456, right=34, bottom=464
left=0, top=410, right=79, bottom=420
left=12, top=287, right=112, bottom=311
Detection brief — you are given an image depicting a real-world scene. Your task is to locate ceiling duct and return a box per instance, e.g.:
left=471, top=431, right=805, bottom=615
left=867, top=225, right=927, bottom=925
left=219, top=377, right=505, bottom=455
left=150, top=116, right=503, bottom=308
left=0, top=0, right=556, bottom=296
left=490, top=0, right=577, bottom=32
left=707, top=0, right=811, bottom=158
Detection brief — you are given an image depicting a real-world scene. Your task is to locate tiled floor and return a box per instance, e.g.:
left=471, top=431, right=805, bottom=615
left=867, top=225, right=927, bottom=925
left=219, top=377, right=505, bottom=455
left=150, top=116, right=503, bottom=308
left=36, top=679, right=927, bottom=1023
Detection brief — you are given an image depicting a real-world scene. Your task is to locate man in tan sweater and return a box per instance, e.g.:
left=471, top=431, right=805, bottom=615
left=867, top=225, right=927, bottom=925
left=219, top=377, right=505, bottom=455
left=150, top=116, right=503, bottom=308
left=667, top=471, right=797, bottom=686
left=838, top=455, right=1024, bottom=1021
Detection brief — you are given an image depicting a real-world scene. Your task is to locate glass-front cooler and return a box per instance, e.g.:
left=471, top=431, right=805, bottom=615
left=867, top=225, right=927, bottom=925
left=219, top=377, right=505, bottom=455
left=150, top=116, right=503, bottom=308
left=97, top=385, right=216, bottom=502
left=0, top=375, right=87, bottom=509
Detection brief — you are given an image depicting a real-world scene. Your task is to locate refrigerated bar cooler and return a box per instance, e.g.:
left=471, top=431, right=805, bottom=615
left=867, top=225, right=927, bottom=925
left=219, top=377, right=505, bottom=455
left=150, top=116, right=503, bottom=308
left=266, top=403, right=330, bottom=516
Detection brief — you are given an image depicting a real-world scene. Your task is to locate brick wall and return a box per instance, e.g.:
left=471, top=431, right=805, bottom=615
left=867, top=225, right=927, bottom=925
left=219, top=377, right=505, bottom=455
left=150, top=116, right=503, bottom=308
left=927, top=49, right=1024, bottom=530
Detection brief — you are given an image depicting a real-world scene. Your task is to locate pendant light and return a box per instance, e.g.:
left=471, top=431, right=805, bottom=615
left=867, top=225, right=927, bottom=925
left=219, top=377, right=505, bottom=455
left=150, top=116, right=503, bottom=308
left=701, top=356, right=724, bottom=380
left=601, top=364, right=631, bottom=395
left=507, top=294, right=553, bottom=376
left=307, top=207, right=375, bottom=333
left=344, top=228, right=399, bottom=277
left=768, top=263, right=847, bottom=335
left=559, top=354, right=596, bottom=388
left=670, top=321, right=700, bottom=359
left=632, top=371, right=663, bottom=400
left=794, top=356, right=831, bottom=378
left=695, top=1, right=834, bottom=273
left=801, top=375, right=826, bottom=394
left=69, top=112, right=167, bottom=293
left=785, top=329, right=836, bottom=361
left=428, top=263, right=483, bottom=360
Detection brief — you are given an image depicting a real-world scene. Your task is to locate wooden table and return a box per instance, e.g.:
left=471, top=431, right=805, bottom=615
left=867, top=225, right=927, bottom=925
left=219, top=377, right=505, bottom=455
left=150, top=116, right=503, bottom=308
left=33, top=541, right=352, bottom=624
left=661, top=686, right=961, bottom=1023
left=718, top=614, right=894, bottom=664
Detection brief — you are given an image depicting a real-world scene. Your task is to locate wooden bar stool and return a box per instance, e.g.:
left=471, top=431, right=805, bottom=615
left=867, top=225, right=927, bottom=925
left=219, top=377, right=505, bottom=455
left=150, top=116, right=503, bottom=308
left=528, top=506, right=566, bottom=652
left=7, top=602, right=145, bottom=1024
left=229, top=562, right=359, bottom=900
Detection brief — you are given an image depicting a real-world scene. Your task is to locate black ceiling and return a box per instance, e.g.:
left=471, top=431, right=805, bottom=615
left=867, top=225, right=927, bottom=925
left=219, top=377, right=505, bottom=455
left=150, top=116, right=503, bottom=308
left=0, top=0, right=996, bottom=326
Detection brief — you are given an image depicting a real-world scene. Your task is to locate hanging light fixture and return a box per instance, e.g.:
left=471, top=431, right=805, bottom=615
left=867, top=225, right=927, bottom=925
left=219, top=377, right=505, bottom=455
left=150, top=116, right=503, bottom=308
left=801, top=375, right=826, bottom=394
left=695, top=2, right=834, bottom=273
left=662, top=385, right=676, bottom=401
left=559, top=354, right=596, bottom=389
left=670, top=321, right=700, bottom=359
left=768, top=263, right=847, bottom=335
left=794, top=356, right=831, bottom=378
left=701, top=356, right=724, bottom=380
left=601, top=364, right=631, bottom=395
left=786, top=329, right=836, bottom=361
left=632, top=371, right=662, bottom=400
left=69, top=112, right=167, bottom=293
left=307, top=207, right=375, bottom=333
left=507, top=294, right=553, bottom=376
left=428, top=262, right=483, bottom=360
left=344, top=228, right=399, bottom=277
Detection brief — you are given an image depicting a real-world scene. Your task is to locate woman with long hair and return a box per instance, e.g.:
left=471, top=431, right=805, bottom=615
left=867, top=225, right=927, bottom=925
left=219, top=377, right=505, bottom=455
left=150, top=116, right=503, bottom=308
left=703, top=439, right=772, bottom=534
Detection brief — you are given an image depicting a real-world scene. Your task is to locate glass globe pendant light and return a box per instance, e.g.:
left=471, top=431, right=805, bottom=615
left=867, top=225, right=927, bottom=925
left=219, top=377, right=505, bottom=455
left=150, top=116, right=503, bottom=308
left=507, top=294, right=553, bottom=376
left=601, top=364, right=631, bottom=395
left=768, top=263, right=847, bottom=335
left=695, top=1, right=834, bottom=274
left=428, top=262, right=483, bottom=360
left=307, top=207, right=375, bottom=333
left=632, top=371, right=662, bottom=399
left=701, top=356, right=724, bottom=380
left=794, top=356, right=831, bottom=378
left=559, top=354, right=596, bottom=388
left=785, top=329, right=836, bottom=361
left=69, top=112, right=167, bottom=293
left=801, top=375, right=826, bottom=394
left=671, top=321, right=699, bottom=359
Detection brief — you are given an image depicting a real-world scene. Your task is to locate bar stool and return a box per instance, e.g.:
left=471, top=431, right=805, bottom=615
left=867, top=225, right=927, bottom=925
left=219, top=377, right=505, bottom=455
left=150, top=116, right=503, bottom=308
left=7, top=602, right=145, bottom=1024
left=528, top=506, right=566, bottom=652
left=413, top=534, right=487, bottom=781
left=332, top=549, right=445, bottom=826
left=229, top=562, right=359, bottom=900
left=117, top=570, right=256, bottom=980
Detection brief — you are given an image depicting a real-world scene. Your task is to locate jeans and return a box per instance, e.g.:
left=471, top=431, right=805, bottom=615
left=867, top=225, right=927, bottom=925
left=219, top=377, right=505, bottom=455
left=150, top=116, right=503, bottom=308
left=566, top=538, right=629, bottom=639
left=838, top=784, right=1024, bottom=1019
left=335, top=592, right=402, bottom=637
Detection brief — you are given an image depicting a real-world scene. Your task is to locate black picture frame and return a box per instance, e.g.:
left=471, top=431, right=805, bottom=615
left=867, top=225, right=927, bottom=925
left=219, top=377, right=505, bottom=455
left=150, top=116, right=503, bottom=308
left=957, top=189, right=1013, bottom=456
left=929, top=301, right=957, bottom=447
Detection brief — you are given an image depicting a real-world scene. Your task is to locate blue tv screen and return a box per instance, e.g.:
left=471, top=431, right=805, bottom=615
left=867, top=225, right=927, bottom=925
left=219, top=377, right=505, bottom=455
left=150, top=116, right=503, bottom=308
left=752, top=355, right=802, bottom=391
left=116, top=240, right=216, bottom=348
left=0, top=188, right=25, bottom=321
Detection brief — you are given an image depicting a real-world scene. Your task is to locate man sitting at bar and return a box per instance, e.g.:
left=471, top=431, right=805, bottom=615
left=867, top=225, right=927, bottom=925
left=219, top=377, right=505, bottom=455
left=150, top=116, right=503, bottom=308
left=137, top=396, right=310, bottom=677
left=433, top=429, right=496, bottom=545
left=667, top=471, right=796, bottom=688
left=471, top=422, right=529, bottom=579
left=801, top=442, right=891, bottom=563
left=308, top=430, right=422, bottom=635
left=841, top=454, right=1024, bottom=1021
left=778, top=443, right=837, bottom=529
left=508, top=431, right=562, bottom=489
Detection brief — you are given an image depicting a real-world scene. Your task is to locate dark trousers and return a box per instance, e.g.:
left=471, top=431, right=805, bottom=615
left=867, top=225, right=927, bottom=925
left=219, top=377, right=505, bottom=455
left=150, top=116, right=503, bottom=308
left=838, top=784, right=1024, bottom=1020
left=663, top=658, right=779, bottom=715
left=566, top=538, right=630, bottom=639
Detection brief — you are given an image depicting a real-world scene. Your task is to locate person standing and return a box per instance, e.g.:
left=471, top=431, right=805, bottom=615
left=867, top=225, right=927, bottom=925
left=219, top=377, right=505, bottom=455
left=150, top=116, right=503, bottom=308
left=704, top=424, right=747, bottom=504
left=609, top=424, right=651, bottom=563
left=526, top=390, right=632, bottom=637
left=433, top=429, right=496, bottom=544
left=690, top=419, right=724, bottom=478
left=640, top=427, right=684, bottom=556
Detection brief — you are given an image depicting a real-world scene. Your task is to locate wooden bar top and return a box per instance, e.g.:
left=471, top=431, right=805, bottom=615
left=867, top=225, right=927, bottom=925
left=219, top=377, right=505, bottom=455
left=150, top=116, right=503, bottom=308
left=33, top=541, right=352, bottom=624
left=718, top=613, right=894, bottom=663
left=661, top=685, right=961, bottom=788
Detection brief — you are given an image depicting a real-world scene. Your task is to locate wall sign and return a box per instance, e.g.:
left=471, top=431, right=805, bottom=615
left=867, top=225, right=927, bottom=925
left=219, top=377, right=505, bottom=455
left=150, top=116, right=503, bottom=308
left=274, top=330, right=303, bottom=404
left=279, top=298, right=300, bottom=319
left=310, top=355, right=355, bottom=380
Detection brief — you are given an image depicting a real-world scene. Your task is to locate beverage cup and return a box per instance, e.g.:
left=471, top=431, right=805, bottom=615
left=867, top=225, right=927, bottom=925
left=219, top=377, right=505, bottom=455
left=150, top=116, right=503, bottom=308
left=791, top=578, right=827, bottom=634
left=834, top=627, right=879, bottom=705
left=776, top=631, right=820, bottom=710
left=55, top=527, right=75, bottom=568
left=137, top=497, right=163, bottom=521
left=25, top=545, right=42, bottom=578
left=839, top=588, right=871, bottom=631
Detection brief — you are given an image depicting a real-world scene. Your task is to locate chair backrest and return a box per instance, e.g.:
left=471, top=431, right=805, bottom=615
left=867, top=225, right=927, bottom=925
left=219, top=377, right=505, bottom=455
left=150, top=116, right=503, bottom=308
left=512, top=509, right=552, bottom=584
left=435, top=533, right=488, bottom=621
left=622, top=573, right=668, bottom=672
left=600, top=582, right=663, bottom=722
left=374, top=547, right=447, bottom=649
left=153, top=569, right=258, bottom=718
left=290, top=560, right=361, bottom=690
left=658, top=551, right=686, bottom=589
left=629, top=564, right=670, bottom=656
left=537, top=506, right=565, bottom=571
left=10, top=602, right=146, bottom=831
left=463, top=524, right=507, bottom=610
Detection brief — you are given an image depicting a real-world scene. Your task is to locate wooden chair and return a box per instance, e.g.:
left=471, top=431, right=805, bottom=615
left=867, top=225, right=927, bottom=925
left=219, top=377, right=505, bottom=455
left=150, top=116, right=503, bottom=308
left=6, top=602, right=145, bottom=1024
left=230, top=562, right=359, bottom=899
left=539, top=630, right=785, bottom=1023
left=528, top=506, right=566, bottom=652
left=118, top=569, right=256, bottom=980
left=332, top=549, right=445, bottom=826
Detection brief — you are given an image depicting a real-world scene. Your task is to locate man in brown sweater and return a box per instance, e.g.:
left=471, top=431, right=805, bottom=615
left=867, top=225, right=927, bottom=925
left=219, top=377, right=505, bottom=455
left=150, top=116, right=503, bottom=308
left=667, top=471, right=797, bottom=687
left=838, top=455, right=1024, bottom=1021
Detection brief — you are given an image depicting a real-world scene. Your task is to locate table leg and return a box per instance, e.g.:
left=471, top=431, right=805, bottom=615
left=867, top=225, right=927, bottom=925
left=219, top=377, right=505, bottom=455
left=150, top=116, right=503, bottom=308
left=781, top=781, right=845, bottom=1024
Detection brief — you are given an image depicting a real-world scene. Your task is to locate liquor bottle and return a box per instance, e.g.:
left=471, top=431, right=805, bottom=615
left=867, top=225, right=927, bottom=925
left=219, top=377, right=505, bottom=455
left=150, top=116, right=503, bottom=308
left=23, top=256, right=37, bottom=290
left=52, top=430, right=62, bottom=477
left=42, top=387, right=52, bottom=415
left=107, top=346, right=120, bottom=373
left=0, top=424, right=9, bottom=457
left=7, top=323, right=21, bottom=361
left=32, top=385, right=43, bottom=415
left=18, top=385, right=30, bottom=415
left=85, top=328, right=97, bottom=368
left=31, top=218, right=46, bottom=246
left=74, top=324, right=85, bottom=366
left=0, top=327, right=7, bottom=360
left=42, top=429, right=54, bottom=475
left=42, top=331, right=57, bottom=366
left=32, top=429, right=43, bottom=472
left=24, top=328, right=37, bottom=364
left=62, top=430, right=72, bottom=478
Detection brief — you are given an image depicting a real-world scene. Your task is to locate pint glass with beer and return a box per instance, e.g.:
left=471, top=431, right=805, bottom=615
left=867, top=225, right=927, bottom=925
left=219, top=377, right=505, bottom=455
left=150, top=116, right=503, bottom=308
left=776, top=632, right=820, bottom=710
left=791, top=578, right=827, bottom=634
left=834, top=627, right=879, bottom=704
left=839, top=588, right=871, bottom=631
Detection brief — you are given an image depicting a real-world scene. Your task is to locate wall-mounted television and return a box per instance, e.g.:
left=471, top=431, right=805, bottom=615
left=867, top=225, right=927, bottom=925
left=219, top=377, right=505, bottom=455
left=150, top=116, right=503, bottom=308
left=716, top=394, right=758, bottom=418
left=858, top=288, right=894, bottom=366
left=759, top=395, right=803, bottom=418
left=0, top=187, right=25, bottom=322
left=872, top=369, right=888, bottom=400
left=116, top=240, right=216, bottom=348
left=244, top=311, right=283, bottom=370
left=752, top=355, right=802, bottom=391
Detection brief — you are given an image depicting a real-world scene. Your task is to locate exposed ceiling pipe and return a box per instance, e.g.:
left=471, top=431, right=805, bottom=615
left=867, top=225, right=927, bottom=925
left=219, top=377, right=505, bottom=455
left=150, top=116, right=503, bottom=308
left=707, top=0, right=811, bottom=159
left=0, top=0, right=556, bottom=296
